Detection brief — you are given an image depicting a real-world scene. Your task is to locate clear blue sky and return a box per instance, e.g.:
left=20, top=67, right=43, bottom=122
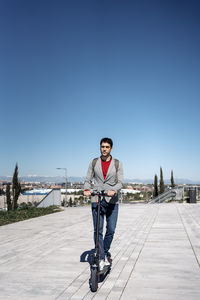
left=1, top=0, right=200, bottom=181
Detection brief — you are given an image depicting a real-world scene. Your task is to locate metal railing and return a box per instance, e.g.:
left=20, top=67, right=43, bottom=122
left=149, top=189, right=177, bottom=204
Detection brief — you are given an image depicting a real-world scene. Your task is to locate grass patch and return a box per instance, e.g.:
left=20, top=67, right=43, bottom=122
left=0, top=206, right=62, bottom=226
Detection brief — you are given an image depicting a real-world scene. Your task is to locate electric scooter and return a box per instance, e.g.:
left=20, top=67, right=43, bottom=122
left=89, top=191, right=112, bottom=292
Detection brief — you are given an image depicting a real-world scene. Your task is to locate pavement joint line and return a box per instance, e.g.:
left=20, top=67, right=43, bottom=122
left=0, top=236, right=75, bottom=271
left=2, top=204, right=200, bottom=299
left=78, top=239, right=141, bottom=298
left=182, top=204, right=200, bottom=228
left=118, top=205, right=160, bottom=300
left=79, top=208, right=154, bottom=300
left=176, top=204, right=200, bottom=268
left=113, top=207, right=159, bottom=298
left=0, top=208, right=150, bottom=278
left=54, top=263, right=89, bottom=299
left=0, top=227, right=94, bottom=272
left=92, top=207, right=159, bottom=299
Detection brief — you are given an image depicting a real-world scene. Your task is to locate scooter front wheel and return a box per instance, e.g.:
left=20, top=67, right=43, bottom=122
left=90, top=266, right=98, bottom=292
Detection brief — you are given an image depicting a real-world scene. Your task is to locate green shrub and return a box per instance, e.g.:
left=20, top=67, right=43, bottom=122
left=0, top=206, right=62, bottom=226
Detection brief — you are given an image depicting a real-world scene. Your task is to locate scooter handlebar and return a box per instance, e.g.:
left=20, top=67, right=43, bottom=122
left=91, top=190, right=108, bottom=197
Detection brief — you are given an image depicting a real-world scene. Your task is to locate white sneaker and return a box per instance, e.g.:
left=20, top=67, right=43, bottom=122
left=99, top=259, right=105, bottom=271
left=104, top=257, right=111, bottom=267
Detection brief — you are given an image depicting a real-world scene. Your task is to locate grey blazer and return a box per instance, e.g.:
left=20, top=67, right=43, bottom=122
left=84, top=157, right=123, bottom=204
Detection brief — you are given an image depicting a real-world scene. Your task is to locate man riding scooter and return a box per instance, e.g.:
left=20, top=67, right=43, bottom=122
left=84, top=137, right=123, bottom=271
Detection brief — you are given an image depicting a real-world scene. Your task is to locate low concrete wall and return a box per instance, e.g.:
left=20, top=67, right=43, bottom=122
left=0, top=194, right=49, bottom=210
left=37, top=189, right=61, bottom=208
left=0, top=196, right=6, bottom=210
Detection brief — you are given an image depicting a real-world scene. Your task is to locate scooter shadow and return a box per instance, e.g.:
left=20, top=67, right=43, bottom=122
left=80, top=249, right=111, bottom=283
left=98, top=268, right=111, bottom=282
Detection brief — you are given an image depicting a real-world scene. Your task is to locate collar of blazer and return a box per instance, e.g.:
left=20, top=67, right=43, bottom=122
left=96, top=157, right=115, bottom=181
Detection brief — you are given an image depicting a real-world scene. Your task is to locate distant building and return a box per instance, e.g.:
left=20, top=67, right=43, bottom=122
left=121, top=189, right=140, bottom=195
left=22, top=189, right=51, bottom=195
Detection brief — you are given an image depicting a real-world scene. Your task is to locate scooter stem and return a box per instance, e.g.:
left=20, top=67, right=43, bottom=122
left=94, top=194, right=101, bottom=267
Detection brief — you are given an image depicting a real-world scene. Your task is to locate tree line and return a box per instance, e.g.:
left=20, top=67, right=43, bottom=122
left=153, top=168, right=175, bottom=198
left=3, top=164, right=176, bottom=207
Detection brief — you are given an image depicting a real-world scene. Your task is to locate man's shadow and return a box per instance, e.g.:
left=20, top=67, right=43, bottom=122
left=80, top=249, right=111, bottom=284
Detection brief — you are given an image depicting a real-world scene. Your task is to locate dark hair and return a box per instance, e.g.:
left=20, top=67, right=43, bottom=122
left=100, top=137, right=113, bottom=148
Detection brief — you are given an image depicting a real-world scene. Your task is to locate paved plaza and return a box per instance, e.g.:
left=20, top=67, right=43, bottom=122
left=0, top=203, right=200, bottom=300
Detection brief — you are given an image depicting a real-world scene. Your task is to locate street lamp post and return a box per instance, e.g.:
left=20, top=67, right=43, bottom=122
left=56, top=168, right=67, bottom=205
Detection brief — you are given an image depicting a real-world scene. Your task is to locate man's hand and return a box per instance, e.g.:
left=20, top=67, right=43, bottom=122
left=84, top=190, right=91, bottom=197
left=107, top=190, right=116, bottom=197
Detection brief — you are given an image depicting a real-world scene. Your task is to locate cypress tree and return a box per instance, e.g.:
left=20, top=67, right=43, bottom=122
left=171, top=170, right=175, bottom=188
left=153, top=174, right=159, bottom=198
left=6, top=184, right=12, bottom=211
left=12, top=163, right=21, bottom=210
left=159, top=167, right=165, bottom=194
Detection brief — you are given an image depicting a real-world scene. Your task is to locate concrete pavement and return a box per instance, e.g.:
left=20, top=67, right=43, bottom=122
left=0, top=203, right=200, bottom=299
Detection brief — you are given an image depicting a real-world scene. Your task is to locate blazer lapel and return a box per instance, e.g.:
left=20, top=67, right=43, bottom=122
left=105, top=158, right=114, bottom=180
left=96, top=158, right=104, bottom=181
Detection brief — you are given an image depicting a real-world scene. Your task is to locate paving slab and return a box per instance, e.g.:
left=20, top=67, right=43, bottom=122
left=0, top=203, right=200, bottom=299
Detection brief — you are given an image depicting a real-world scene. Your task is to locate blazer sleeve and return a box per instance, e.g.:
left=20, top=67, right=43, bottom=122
left=112, top=161, right=123, bottom=192
left=84, top=161, right=93, bottom=190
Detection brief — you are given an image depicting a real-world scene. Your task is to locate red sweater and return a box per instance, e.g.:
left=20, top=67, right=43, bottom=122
left=85, top=158, right=112, bottom=191
left=101, top=158, right=112, bottom=179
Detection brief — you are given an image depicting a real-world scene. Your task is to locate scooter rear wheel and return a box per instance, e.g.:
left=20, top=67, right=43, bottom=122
left=90, top=266, right=98, bottom=292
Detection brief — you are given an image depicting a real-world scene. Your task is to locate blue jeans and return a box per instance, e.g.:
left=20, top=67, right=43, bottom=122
left=91, top=200, right=118, bottom=260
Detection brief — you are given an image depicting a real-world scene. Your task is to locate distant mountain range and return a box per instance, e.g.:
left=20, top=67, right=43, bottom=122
left=0, top=175, right=85, bottom=183
left=0, top=175, right=200, bottom=185
left=124, top=178, right=200, bottom=184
